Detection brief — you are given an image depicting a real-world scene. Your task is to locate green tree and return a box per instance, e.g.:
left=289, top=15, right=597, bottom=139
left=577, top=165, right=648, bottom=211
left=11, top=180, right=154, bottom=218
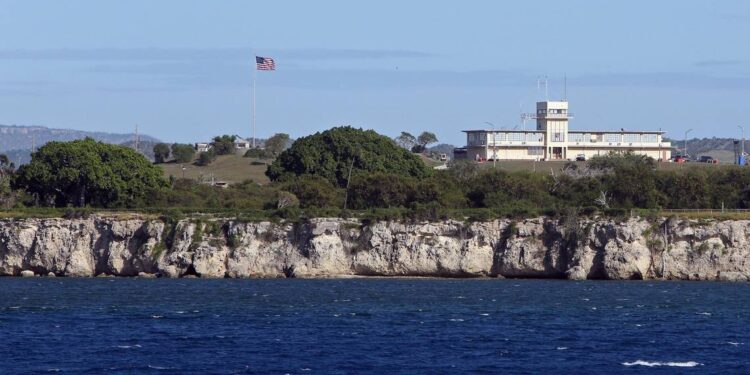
left=153, top=143, right=171, bottom=163
left=265, top=133, right=290, bottom=157
left=12, top=138, right=168, bottom=207
left=413, top=131, right=438, bottom=153
left=394, top=132, right=417, bottom=150
left=275, top=174, right=342, bottom=208
left=347, top=173, right=417, bottom=209
left=0, top=153, right=18, bottom=209
left=244, top=148, right=272, bottom=159
left=266, top=126, right=430, bottom=187
left=196, top=151, right=216, bottom=166
left=211, top=135, right=236, bottom=155
left=171, top=143, right=196, bottom=163
left=589, top=153, right=659, bottom=208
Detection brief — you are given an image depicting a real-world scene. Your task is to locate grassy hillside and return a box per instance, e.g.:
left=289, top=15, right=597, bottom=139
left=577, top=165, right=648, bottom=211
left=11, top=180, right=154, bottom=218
left=158, top=154, right=270, bottom=184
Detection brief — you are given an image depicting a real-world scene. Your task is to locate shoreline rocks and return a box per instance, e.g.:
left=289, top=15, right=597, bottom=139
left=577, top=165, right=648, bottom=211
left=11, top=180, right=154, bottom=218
left=0, top=216, right=749, bottom=281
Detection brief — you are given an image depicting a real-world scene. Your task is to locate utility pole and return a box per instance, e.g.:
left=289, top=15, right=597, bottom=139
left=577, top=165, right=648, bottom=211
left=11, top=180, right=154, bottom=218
left=134, top=124, right=140, bottom=153
left=739, top=125, right=745, bottom=156
left=684, top=128, right=693, bottom=158
left=485, top=122, right=497, bottom=167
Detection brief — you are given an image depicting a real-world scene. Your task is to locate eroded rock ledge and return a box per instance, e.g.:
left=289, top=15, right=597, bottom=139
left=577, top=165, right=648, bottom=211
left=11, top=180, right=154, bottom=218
left=1, top=216, right=749, bottom=281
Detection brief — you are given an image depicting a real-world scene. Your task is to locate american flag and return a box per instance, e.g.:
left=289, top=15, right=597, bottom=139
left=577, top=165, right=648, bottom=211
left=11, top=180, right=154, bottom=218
left=256, top=56, right=276, bottom=70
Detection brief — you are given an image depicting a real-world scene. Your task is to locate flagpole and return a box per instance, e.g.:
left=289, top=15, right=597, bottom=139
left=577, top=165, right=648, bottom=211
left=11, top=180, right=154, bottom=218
left=252, top=57, right=257, bottom=149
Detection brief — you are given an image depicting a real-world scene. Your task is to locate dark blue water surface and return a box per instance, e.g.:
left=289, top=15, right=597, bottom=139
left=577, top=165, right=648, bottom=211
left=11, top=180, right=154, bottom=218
left=1, top=278, right=748, bottom=374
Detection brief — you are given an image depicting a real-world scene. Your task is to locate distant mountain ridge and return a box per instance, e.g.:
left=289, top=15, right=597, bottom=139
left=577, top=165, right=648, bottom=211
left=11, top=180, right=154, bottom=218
left=0, top=124, right=161, bottom=164
left=0, top=124, right=160, bottom=152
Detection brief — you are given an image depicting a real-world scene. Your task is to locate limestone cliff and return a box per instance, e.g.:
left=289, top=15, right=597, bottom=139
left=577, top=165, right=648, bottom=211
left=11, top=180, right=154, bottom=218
left=1, top=216, right=749, bottom=281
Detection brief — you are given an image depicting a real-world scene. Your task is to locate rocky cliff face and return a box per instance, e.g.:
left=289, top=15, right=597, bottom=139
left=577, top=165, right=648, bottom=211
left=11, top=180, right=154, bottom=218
left=1, top=216, right=749, bottom=281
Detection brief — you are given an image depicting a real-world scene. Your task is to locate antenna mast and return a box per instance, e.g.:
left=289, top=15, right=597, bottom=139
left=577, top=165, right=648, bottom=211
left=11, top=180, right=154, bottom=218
left=134, top=124, right=139, bottom=153
left=537, top=76, right=549, bottom=101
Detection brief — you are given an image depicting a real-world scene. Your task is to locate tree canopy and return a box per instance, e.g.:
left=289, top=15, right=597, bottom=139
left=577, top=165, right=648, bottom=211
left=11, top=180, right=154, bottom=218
left=12, top=138, right=168, bottom=207
left=417, top=131, right=438, bottom=148
left=211, top=135, right=236, bottom=155
left=266, top=126, right=431, bottom=187
left=265, top=133, right=290, bottom=156
left=171, top=143, right=195, bottom=163
left=394, top=132, right=417, bottom=150
left=153, top=143, right=170, bottom=163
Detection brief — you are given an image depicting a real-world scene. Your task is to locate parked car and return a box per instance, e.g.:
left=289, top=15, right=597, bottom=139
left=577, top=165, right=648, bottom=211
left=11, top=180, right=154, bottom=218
left=698, top=155, right=718, bottom=164
left=673, top=155, right=690, bottom=163
left=575, top=154, right=586, bottom=161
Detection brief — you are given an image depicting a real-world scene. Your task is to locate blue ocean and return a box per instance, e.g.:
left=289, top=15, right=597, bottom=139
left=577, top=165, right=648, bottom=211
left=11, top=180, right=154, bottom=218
left=1, top=278, right=748, bottom=374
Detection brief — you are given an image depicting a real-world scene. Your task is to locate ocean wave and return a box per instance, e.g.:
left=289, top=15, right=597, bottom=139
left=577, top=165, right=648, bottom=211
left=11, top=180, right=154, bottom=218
left=115, top=344, right=142, bottom=349
left=147, top=365, right=174, bottom=370
left=622, top=360, right=702, bottom=367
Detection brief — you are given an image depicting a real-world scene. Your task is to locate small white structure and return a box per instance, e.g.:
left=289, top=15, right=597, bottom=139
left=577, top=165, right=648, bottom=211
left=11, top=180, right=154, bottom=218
left=461, top=100, right=672, bottom=161
left=234, top=138, right=251, bottom=153
left=195, top=142, right=212, bottom=153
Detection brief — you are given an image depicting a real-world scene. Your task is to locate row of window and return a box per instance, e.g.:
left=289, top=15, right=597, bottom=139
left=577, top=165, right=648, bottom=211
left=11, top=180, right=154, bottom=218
left=488, top=132, right=545, bottom=142
left=471, top=132, right=661, bottom=145
left=568, top=133, right=660, bottom=143
left=537, top=109, right=567, bottom=114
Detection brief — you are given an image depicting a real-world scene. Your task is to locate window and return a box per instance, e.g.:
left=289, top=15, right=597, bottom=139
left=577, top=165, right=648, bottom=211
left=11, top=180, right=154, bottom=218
left=603, top=133, right=620, bottom=142
left=643, top=134, right=658, bottom=143
left=528, top=147, right=544, bottom=155
left=552, top=132, right=565, bottom=142
left=508, top=133, right=525, bottom=141
left=569, top=133, right=586, bottom=142
left=494, top=132, right=507, bottom=142
left=528, top=132, right=544, bottom=142
left=623, top=133, right=641, bottom=143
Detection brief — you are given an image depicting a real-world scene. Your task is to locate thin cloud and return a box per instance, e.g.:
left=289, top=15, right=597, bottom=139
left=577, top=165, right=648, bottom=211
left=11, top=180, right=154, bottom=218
left=0, top=47, right=434, bottom=62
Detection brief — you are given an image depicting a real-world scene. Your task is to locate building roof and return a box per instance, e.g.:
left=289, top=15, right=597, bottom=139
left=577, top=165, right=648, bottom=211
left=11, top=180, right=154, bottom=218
left=462, top=129, right=666, bottom=134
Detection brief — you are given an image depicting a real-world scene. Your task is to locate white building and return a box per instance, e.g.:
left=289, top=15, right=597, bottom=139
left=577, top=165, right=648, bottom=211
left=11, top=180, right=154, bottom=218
left=195, top=142, right=212, bottom=153
left=461, top=100, right=671, bottom=161
left=234, top=138, right=251, bottom=152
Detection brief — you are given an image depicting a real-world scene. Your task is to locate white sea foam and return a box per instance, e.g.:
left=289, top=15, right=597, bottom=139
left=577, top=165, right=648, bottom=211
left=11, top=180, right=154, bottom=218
left=115, top=344, right=142, bottom=349
left=728, top=342, right=743, bottom=346
left=622, top=360, right=702, bottom=367
left=479, top=313, right=490, bottom=316
left=449, top=318, right=464, bottom=322
left=148, top=365, right=174, bottom=370
left=151, top=315, right=163, bottom=319
left=556, top=347, right=568, bottom=350
left=697, top=312, right=712, bottom=316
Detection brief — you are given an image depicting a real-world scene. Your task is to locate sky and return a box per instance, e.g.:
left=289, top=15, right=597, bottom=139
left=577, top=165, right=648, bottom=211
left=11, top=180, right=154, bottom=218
left=0, top=0, right=749, bottom=145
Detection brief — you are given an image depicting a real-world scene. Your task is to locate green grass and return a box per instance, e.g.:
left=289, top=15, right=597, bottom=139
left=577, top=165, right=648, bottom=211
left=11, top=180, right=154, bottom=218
left=159, top=154, right=271, bottom=184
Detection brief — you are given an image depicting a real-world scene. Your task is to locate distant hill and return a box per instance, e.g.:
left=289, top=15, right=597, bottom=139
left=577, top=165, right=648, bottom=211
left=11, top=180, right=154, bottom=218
left=0, top=124, right=161, bottom=164
left=666, top=137, right=745, bottom=163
